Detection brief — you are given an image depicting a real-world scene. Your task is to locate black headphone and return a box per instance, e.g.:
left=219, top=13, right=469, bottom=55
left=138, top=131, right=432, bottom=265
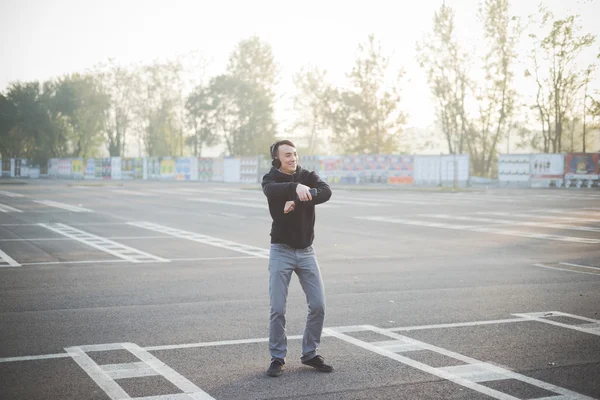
left=270, top=141, right=282, bottom=168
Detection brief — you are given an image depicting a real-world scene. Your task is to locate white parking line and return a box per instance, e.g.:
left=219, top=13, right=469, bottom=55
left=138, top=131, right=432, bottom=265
left=39, top=223, right=169, bottom=263
left=128, top=221, right=270, bottom=258
left=356, top=216, right=600, bottom=244
left=112, top=189, right=153, bottom=197
left=513, top=312, right=600, bottom=336
left=559, top=262, right=600, bottom=270
left=533, top=263, right=600, bottom=277
left=531, top=208, right=600, bottom=216
left=67, top=343, right=216, bottom=400
left=420, top=214, right=600, bottom=233
left=123, top=343, right=215, bottom=399
left=325, top=328, right=518, bottom=400
left=0, top=317, right=528, bottom=363
left=0, top=248, right=20, bottom=267
left=327, top=325, right=595, bottom=400
left=34, top=200, right=93, bottom=212
left=0, top=312, right=595, bottom=365
left=0, top=203, right=23, bottom=213
left=476, top=212, right=600, bottom=223
left=0, top=190, right=24, bottom=197
left=0, top=235, right=172, bottom=242
left=188, top=198, right=266, bottom=209
left=65, top=346, right=131, bottom=400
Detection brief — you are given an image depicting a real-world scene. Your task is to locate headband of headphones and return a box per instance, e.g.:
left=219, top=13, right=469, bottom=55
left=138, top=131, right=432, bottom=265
left=270, top=141, right=281, bottom=160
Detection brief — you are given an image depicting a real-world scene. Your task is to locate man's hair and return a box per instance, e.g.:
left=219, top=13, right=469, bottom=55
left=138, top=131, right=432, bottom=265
left=270, top=140, right=296, bottom=167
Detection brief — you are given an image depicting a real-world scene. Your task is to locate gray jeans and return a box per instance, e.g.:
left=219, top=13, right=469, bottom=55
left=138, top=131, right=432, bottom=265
left=269, top=243, right=325, bottom=362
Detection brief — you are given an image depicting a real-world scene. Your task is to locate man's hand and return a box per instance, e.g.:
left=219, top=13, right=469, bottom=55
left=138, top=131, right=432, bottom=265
left=284, top=201, right=295, bottom=214
left=296, top=184, right=312, bottom=202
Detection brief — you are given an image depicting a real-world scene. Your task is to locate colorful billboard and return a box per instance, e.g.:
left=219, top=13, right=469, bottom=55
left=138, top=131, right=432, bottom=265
left=565, top=153, right=599, bottom=180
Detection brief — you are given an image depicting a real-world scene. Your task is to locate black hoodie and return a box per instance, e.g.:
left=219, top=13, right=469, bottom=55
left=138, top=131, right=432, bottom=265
left=262, top=166, right=332, bottom=249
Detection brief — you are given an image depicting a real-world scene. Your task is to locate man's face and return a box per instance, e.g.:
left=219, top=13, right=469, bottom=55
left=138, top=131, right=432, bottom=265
left=277, top=144, right=298, bottom=174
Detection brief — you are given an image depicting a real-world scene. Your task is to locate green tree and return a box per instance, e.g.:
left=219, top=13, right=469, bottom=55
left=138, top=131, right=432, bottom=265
left=468, top=0, right=520, bottom=176
left=291, top=67, right=334, bottom=155
left=329, top=34, right=406, bottom=154
left=0, top=81, right=68, bottom=164
left=205, top=36, right=278, bottom=156
left=185, top=85, right=219, bottom=156
left=53, top=73, right=109, bottom=158
left=96, top=60, right=139, bottom=157
left=417, top=4, right=470, bottom=156
left=135, top=60, right=184, bottom=157
left=207, top=74, right=274, bottom=156
left=527, top=8, right=596, bottom=153
left=227, top=36, right=277, bottom=95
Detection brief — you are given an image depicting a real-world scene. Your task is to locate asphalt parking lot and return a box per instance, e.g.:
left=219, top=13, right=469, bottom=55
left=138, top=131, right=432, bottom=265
left=1, top=180, right=599, bottom=399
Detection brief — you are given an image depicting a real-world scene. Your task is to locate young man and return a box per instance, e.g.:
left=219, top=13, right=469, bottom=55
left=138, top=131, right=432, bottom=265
left=261, top=140, right=333, bottom=377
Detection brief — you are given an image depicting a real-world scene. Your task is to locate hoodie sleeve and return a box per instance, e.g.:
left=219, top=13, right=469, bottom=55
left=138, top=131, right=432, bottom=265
left=294, top=171, right=332, bottom=206
left=262, top=172, right=298, bottom=199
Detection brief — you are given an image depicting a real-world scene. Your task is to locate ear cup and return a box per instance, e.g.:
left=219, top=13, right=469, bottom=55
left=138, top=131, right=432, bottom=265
left=270, top=141, right=281, bottom=168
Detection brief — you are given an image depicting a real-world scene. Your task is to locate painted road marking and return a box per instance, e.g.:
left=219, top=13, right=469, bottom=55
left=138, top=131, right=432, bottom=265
left=326, top=325, right=595, bottom=400
left=514, top=312, right=600, bottom=336
left=34, top=200, right=93, bottom=212
left=421, top=214, right=600, bottom=233
left=533, top=263, right=600, bottom=276
left=356, top=216, right=600, bottom=244
left=0, top=248, right=20, bottom=267
left=342, top=196, right=441, bottom=206
left=112, top=189, right=153, bottom=197
left=560, top=262, right=600, bottom=270
left=388, top=317, right=530, bottom=332
left=531, top=208, right=600, bottom=216
left=39, top=223, right=169, bottom=263
left=0, top=235, right=174, bottom=242
left=1, top=316, right=532, bottom=363
left=65, top=346, right=130, bottom=400
left=188, top=198, right=266, bottom=209
left=67, top=343, right=215, bottom=400
left=0, top=190, right=24, bottom=197
left=476, top=211, right=600, bottom=223
left=325, top=328, right=517, bottom=400
left=101, top=361, right=159, bottom=380
left=128, top=221, right=270, bottom=258
left=123, top=343, right=215, bottom=399
left=0, top=203, right=23, bottom=213
left=1, top=311, right=597, bottom=364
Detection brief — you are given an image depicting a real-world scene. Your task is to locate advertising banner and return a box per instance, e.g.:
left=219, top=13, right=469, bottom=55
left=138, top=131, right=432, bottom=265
left=58, top=159, right=72, bottom=178
left=160, top=157, right=175, bottom=180
left=175, top=157, right=192, bottom=181
left=121, top=158, right=142, bottom=180
left=111, top=157, right=122, bottom=180
left=102, top=158, right=112, bottom=180
left=388, top=155, right=414, bottom=184
left=530, top=154, right=564, bottom=187
left=414, top=155, right=441, bottom=185
left=48, top=159, right=59, bottom=178
left=72, top=158, right=84, bottom=179
left=498, top=154, right=530, bottom=182
left=565, top=153, right=599, bottom=180
left=197, top=157, right=213, bottom=182
left=84, top=158, right=96, bottom=179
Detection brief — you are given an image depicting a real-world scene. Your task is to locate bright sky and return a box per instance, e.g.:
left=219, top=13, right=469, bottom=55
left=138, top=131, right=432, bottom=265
left=1, top=0, right=599, bottom=150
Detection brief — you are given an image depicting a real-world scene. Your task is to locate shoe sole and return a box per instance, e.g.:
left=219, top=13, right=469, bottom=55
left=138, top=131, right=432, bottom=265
left=301, top=363, right=333, bottom=373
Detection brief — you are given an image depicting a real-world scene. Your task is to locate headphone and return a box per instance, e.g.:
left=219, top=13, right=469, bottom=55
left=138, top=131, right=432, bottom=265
left=270, top=141, right=282, bottom=168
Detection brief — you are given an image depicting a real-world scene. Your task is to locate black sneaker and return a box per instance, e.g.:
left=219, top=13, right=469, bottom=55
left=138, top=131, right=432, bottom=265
left=266, top=359, right=284, bottom=377
left=301, top=355, right=333, bottom=372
